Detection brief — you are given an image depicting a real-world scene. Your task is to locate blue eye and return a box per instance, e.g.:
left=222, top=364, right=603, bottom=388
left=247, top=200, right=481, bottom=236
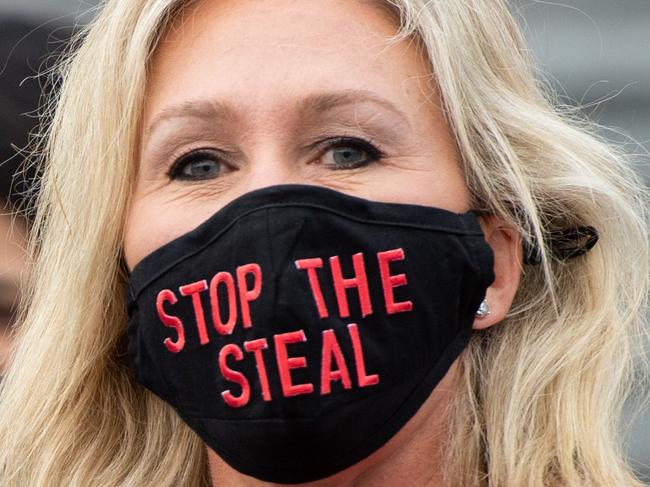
left=169, top=150, right=223, bottom=181
left=168, top=136, right=384, bottom=182
left=319, top=137, right=383, bottom=170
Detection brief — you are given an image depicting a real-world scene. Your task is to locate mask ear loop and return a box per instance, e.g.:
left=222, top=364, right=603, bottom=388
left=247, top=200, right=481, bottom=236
left=523, top=226, right=599, bottom=265
left=468, top=208, right=599, bottom=265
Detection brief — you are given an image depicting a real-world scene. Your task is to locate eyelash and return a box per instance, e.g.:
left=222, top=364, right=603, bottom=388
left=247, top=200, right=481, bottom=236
left=166, top=136, right=386, bottom=181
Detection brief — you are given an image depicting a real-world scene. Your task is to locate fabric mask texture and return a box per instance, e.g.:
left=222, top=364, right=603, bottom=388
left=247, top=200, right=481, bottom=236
left=125, top=183, right=495, bottom=484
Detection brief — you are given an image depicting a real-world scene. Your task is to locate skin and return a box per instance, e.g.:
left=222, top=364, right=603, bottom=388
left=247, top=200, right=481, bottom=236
left=0, top=209, right=27, bottom=373
left=122, top=0, right=523, bottom=485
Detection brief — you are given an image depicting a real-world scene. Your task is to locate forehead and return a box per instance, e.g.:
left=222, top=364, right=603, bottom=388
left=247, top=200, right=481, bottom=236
left=144, top=0, right=436, bottom=129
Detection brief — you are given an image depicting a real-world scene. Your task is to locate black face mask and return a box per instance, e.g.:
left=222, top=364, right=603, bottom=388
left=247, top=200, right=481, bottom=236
left=125, top=184, right=495, bottom=484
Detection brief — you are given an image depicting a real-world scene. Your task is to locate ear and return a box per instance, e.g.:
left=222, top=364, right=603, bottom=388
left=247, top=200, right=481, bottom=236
left=472, top=214, right=523, bottom=330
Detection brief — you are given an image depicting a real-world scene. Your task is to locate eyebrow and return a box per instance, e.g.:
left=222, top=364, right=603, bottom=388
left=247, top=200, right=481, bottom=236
left=144, top=89, right=411, bottom=139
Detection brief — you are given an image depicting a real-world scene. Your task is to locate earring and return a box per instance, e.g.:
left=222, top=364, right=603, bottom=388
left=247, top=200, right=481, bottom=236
left=475, top=298, right=490, bottom=318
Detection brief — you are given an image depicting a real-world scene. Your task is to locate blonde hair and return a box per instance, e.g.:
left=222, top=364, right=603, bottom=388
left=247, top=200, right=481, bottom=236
left=1, top=0, right=648, bottom=485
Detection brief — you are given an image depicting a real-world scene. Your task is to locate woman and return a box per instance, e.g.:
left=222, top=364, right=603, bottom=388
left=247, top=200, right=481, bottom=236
left=0, top=0, right=647, bottom=485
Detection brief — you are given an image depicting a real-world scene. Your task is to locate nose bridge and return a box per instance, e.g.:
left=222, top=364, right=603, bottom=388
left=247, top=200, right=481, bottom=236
left=241, top=137, right=300, bottom=193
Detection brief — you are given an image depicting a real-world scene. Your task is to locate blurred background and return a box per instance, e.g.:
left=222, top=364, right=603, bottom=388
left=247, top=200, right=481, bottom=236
left=0, top=0, right=648, bottom=482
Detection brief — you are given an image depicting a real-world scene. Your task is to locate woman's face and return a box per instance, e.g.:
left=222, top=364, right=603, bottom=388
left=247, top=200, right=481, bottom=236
left=123, top=0, right=471, bottom=267
left=123, top=0, right=520, bottom=483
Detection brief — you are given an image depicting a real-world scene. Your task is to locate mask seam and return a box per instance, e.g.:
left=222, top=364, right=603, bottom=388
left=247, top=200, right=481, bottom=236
left=265, top=208, right=276, bottom=275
